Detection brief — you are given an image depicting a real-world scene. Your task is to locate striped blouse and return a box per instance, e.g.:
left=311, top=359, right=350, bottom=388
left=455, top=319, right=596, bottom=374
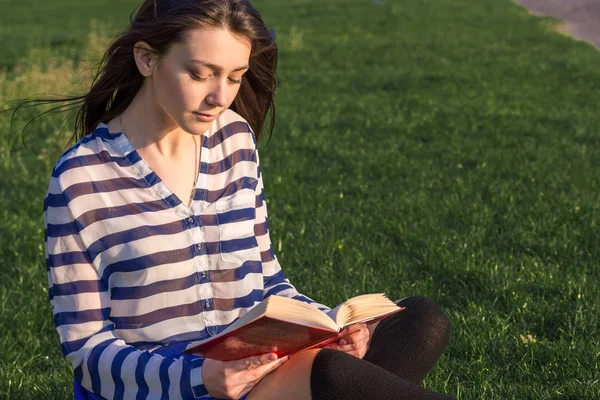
left=43, top=109, right=329, bottom=399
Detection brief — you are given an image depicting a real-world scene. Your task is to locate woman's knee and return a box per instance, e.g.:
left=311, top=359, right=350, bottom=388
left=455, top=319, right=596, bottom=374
left=310, top=349, right=360, bottom=391
left=395, top=296, right=451, bottom=346
left=396, top=296, right=451, bottom=326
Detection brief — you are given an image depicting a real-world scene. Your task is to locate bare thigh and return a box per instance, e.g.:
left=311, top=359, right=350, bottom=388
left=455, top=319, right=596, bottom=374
left=248, top=321, right=381, bottom=400
left=247, top=349, right=321, bottom=400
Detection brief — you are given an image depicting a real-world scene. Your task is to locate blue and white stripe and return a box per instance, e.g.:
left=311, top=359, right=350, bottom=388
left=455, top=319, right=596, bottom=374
left=44, top=109, right=329, bottom=399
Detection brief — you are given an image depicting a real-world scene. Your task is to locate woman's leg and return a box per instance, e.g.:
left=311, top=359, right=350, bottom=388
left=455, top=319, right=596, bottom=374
left=248, top=296, right=453, bottom=400
left=246, top=349, right=316, bottom=400
left=363, top=296, right=451, bottom=384
left=248, top=348, right=454, bottom=400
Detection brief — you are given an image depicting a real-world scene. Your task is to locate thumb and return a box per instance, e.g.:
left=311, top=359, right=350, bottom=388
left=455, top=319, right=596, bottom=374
left=247, top=355, right=289, bottom=380
left=233, top=353, right=279, bottom=372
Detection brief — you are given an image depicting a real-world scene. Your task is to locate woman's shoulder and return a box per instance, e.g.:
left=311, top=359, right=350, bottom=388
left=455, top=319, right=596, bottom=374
left=49, top=123, right=122, bottom=186
left=208, top=109, right=257, bottom=149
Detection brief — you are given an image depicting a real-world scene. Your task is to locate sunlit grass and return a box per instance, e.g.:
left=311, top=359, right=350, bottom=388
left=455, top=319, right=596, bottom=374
left=0, top=21, right=112, bottom=399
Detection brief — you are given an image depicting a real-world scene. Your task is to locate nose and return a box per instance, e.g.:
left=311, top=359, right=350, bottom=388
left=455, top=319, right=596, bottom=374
left=206, top=79, right=228, bottom=108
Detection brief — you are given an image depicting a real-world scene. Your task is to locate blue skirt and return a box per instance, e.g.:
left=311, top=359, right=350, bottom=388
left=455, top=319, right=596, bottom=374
left=74, top=379, right=249, bottom=400
left=74, top=381, right=105, bottom=400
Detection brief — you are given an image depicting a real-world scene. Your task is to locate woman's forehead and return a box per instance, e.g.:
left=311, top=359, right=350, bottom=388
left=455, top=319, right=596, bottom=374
left=171, top=27, right=252, bottom=70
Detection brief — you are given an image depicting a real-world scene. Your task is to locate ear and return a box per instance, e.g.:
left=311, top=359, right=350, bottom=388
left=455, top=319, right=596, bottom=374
left=133, top=41, right=159, bottom=77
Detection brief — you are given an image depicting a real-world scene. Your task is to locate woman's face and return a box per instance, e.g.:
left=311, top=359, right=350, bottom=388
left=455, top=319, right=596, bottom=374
left=149, top=27, right=251, bottom=135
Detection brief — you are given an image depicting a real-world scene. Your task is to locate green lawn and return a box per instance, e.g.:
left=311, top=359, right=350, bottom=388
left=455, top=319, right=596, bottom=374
left=1, top=0, right=599, bottom=398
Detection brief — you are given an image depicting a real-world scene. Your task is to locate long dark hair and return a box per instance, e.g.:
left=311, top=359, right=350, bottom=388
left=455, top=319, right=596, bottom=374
left=11, top=0, right=277, bottom=150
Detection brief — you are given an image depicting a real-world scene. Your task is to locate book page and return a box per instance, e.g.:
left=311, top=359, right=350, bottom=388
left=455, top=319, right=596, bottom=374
left=325, top=304, right=343, bottom=328
left=266, top=297, right=338, bottom=331
left=328, top=293, right=401, bottom=327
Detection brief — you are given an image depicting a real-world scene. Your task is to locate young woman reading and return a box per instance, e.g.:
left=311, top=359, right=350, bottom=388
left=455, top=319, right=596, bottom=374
left=41, top=1, right=454, bottom=398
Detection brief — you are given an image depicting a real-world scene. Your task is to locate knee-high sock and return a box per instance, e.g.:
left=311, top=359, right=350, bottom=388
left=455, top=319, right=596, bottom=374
left=363, top=296, right=451, bottom=384
left=310, top=349, right=454, bottom=400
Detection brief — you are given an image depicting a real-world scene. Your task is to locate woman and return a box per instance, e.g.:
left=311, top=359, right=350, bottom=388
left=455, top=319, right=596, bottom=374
left=42, top=1, right=454, bottom=399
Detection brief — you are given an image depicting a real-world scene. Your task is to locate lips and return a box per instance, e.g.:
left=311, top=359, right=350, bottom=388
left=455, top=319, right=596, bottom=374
left=194, top=112, right=219, bottom=122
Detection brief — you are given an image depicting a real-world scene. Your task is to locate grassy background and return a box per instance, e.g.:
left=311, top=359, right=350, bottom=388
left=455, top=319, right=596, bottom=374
left=1, top=0, right=599, bottom=398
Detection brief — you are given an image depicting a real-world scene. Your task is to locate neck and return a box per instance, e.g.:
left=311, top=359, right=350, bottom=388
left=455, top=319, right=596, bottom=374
left=120, top=81, right=194, bottom=159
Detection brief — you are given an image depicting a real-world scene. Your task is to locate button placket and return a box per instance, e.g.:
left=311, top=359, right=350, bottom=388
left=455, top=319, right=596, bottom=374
left=189, top=218, right=214, bottom=331
left=184, top=215, right=197, bottom=229
left=198, top=270, right=209, bottom=284
left=202, top=298, right=213, bottom=310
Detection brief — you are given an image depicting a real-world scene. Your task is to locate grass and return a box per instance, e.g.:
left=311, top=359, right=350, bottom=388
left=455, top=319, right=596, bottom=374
left=1, top=0, right=599, bottom=398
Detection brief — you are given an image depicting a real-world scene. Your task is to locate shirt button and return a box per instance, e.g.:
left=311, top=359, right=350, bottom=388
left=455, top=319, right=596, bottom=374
left=206, top=324, right=218, bottom=337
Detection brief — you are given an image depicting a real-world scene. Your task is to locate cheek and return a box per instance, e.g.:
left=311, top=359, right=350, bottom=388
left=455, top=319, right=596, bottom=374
left=154, top=68, right=199, bottom=112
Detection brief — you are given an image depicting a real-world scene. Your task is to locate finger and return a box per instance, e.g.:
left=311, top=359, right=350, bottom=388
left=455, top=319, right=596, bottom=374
left=336, top=329, right=370, bottom=346
left=234, top=353, right=279, bottom=372
left=333, top=342, right=366, bottom=353
left=345, top=330, right=369, bottom=344
left=325, top=335, right=370, bottom=352
left=325, top=343, right=367, bottom=359
left=338, top=323, right=366, bottom=338
left=242, top=356, right=288, bottom=384
left=328, top=340, right=363, bottom=352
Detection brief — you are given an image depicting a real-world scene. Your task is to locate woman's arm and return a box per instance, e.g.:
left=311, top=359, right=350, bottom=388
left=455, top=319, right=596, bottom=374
left=44, top=175, right=207, bottom=399
left=252, top=149, right=330, bottom=312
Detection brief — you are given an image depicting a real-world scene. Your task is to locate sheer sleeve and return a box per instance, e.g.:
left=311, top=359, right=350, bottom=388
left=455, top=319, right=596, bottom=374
left=44, top=174, right=209, bottom=399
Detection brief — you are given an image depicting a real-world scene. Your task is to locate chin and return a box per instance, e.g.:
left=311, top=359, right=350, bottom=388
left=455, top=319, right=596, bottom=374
left=181, top=118, right=211, bottom=136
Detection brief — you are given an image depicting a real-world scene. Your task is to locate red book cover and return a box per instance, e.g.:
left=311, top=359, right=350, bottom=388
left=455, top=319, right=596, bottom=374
left=186, top=316, right=340, bottom=361
left=185, top=307, right=405, bottom=361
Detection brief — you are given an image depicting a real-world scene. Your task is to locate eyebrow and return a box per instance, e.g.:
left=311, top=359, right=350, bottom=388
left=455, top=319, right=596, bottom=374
left=189, top=60, right=249, bottom=73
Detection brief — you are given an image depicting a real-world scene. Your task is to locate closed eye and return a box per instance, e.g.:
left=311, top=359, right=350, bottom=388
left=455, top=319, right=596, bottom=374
left=190, top=72, right=208, bottom=82
left=190, top=71, right=243, bottom=85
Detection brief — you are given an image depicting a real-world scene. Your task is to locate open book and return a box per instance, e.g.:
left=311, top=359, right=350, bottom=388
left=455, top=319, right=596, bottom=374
left=184, top=293, right=404, bottom=361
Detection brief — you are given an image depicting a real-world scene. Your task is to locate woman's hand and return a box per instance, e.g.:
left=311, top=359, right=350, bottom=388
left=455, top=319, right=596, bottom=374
left=323, top=323, right=370, bottom=359
left=202, top=353, right=288, bottom=399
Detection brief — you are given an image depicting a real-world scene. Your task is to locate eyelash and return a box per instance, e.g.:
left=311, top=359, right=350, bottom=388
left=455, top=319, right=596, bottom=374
left=190, top=73, right=242, bottom=85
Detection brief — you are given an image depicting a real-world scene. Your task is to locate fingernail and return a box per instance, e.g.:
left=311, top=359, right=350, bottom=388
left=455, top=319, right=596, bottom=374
left=281, top=356, right=289, bottom=363
left=268, top=353, right=277, bottom=361
left=339, top=339, right=347, bottom=345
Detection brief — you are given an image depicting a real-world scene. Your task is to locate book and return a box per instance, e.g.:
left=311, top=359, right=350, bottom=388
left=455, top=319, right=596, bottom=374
left=184, top=293, right=405, bottom=361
